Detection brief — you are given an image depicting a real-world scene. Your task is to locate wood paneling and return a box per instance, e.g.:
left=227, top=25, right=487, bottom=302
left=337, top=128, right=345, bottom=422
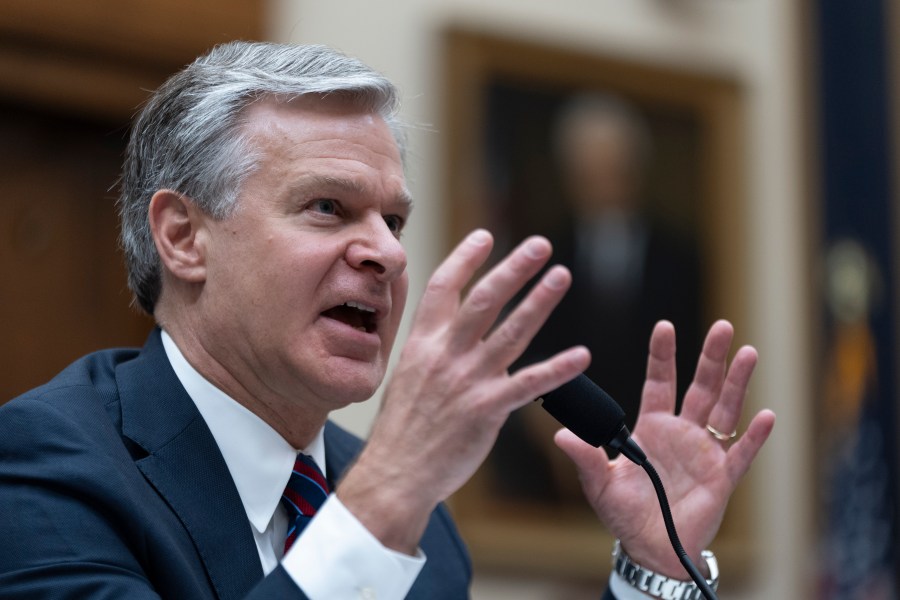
left=0, top=0, right=263, bottom=119
left=0, top=106, right=154, bottom=402
left=1, top=0, right=263, bottom=67
left=0, top=1, right=264, bottom=401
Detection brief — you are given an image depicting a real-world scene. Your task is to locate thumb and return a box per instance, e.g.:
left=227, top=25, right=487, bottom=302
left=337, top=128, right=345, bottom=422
left=554, top=428, right=612, bottom=489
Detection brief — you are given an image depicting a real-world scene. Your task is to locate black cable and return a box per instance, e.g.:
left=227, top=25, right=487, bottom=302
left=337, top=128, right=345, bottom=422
left=640, top=459, right=719, bottom=600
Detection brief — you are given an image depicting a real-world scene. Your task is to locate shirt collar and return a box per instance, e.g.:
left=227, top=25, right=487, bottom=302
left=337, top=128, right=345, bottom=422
left=160, top=330, right=326, bottom=534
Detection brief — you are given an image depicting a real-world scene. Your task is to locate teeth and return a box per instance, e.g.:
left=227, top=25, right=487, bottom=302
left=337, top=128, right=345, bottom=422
left=355, top=326, right=367, bottom=332
left=344, top=301, right=376, bottom=313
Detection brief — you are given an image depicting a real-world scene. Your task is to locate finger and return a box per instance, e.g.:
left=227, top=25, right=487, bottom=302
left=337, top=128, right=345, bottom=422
left=502, top=345, right=591, bottom=410
left=706, top=345, right=758, bottom=437
left=638, top=320, right=677, bottom=415
left=725, top=409, right=776, bottom=484
left=414, top=230, right=494, bottom=330
left=479, top=265, right=571, bottom=368
left=448, top=236, right=552, bottom=351
left=554, top=427, right=612, bottom=494
left=679, top=320, right=734, bottom=425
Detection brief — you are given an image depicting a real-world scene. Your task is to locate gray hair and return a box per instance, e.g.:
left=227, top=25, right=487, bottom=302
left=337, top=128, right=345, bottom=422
left=118, top=41, right=406, bottom=315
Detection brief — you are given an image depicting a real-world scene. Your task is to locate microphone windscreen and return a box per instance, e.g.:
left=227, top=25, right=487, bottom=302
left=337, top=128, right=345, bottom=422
left=540, top=374, right=626, bottom=447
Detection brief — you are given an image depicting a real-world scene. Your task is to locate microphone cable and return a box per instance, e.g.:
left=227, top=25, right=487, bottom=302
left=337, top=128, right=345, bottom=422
left=639, top=458, right=718, bottom=599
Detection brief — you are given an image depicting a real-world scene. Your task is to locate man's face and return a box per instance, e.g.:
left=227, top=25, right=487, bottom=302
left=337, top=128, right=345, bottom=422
left=561, top=119, right=640, bottom=217
left=198, top=96, right=410, bottom=411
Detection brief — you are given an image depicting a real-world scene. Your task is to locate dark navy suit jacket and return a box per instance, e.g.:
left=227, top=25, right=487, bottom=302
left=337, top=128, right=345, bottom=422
left=0, top=329, right=472, bottom=599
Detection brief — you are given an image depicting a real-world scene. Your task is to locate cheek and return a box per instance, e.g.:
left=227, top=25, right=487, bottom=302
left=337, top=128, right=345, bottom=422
left=385, top=275, right=409, bottom=341
left=271, top=237, right=335, bottom=283
left=231, top=244, right=329, bottom=321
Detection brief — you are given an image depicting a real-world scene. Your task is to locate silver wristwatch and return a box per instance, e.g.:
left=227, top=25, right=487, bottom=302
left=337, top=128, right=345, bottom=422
left=612, top=539, right=719, bottom=600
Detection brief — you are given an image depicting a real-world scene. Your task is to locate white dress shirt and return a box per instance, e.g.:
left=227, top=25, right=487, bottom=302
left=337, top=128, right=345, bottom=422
left=161, top=331, right=424, bottom=599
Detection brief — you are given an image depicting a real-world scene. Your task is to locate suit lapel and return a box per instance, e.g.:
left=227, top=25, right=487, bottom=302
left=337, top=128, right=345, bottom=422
left=117, top=329, right=264, bottom=600
left=322, top=420, right=365, bottom=488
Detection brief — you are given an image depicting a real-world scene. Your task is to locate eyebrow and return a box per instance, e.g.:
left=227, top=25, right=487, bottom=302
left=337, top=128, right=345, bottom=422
left=291, top=174, right=414, bottom=211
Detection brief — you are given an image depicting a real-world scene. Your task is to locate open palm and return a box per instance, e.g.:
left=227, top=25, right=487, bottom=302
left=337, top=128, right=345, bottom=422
left=555, top=320, right=776, bottom=577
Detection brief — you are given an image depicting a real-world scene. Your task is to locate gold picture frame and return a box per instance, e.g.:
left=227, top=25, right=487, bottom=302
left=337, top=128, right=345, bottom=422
left=441, top=28, right=755, bottom=587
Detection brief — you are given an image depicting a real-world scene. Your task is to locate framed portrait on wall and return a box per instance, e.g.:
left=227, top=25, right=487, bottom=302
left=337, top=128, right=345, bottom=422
left=441, top=28, right=755, bottom=586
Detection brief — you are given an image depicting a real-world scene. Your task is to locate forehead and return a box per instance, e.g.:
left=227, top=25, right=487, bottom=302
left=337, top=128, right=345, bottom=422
left=239, top=95, right=407, bottom=187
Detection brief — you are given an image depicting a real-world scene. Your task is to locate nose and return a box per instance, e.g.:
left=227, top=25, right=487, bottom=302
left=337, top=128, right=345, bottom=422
left=346, top=214, right=408, bottom=281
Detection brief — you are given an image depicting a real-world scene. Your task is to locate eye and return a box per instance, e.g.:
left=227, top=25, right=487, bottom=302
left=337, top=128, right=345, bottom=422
left=311, top=199, right=338, bottom=215
left=384, top=214, right=405, bottom=236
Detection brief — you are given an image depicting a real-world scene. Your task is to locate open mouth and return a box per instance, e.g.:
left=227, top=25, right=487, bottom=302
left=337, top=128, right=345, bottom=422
left=321, top=301, right=378, bottom=333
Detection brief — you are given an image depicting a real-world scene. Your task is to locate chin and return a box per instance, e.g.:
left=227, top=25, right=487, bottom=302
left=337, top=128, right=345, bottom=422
left=290, top=347, right=388, bottom=406
left=337, top=381, right=381, bottom=404
left=317, top=366, right=385, bottom=405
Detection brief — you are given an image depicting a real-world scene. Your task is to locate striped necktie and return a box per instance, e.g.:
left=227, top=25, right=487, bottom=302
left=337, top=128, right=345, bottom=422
left=281, top=453, right=330, bottom=554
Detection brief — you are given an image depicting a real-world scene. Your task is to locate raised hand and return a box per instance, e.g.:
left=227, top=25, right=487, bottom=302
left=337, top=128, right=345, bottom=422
left=555, top=320, right=775, bottom=577
left=337, top=230, right=590, bottom=553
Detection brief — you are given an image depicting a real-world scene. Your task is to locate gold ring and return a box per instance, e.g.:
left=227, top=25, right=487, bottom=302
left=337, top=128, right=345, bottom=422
left=706, top=424, right=737, bottom=441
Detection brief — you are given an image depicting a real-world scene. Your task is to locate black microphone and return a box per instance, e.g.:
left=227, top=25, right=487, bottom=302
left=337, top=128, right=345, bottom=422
left=539, top=373, right=719, bottom=600
left=540, top=373, right=646, bottom=465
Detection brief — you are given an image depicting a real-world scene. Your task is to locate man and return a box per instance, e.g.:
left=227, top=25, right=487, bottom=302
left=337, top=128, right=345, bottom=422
left=0, top=41, right=775, bottom=599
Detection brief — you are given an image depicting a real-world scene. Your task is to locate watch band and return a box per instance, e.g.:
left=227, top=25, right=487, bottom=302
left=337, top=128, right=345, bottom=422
left=611, top=540, right=719, bottom=600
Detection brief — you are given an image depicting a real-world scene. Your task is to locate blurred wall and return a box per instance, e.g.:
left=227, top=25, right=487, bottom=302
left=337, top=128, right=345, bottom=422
left=266, top=1, right=811, bottom=598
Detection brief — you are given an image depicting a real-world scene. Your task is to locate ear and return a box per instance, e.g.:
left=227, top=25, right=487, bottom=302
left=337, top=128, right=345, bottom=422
left=148, top=190, right=208, bottom=283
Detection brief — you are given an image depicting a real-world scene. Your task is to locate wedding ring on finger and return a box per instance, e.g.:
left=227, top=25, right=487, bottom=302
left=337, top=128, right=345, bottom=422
left=706, top=423, right=737, bottom=442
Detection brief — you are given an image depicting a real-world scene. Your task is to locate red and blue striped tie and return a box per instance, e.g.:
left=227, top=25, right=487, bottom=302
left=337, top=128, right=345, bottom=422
left=281, top=453, right=330, bottom=554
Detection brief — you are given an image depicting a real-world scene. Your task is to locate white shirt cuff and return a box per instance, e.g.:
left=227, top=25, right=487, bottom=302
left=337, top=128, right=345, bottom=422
left=610, top=569, right=654, bottom=599
left=282, top=495, right=426, bottom=600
